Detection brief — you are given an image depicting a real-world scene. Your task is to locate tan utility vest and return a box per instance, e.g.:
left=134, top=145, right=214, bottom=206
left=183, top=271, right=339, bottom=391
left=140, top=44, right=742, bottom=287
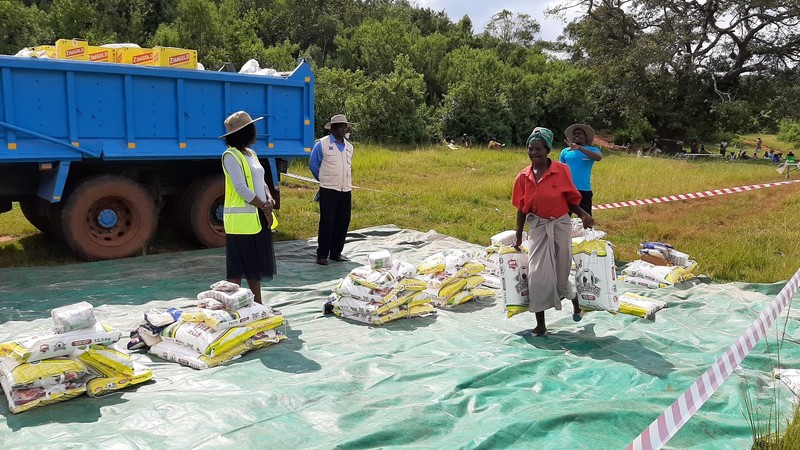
left=318, top=135, right=353, bottom=192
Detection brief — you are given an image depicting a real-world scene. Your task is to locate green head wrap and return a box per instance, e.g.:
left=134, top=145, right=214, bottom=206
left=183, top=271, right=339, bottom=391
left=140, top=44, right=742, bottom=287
left=526, top=127, right=554, bottom=150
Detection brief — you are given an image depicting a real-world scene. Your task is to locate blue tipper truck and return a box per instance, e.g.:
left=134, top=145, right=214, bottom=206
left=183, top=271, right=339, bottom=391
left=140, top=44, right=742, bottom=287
left=0, top=56, right=314, bottom=260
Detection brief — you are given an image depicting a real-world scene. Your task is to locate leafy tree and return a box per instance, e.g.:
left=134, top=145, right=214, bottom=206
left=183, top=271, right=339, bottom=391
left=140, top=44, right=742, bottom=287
left=349, top=54, right=428, bottom=142
left=313, top=66, right=369, bottom=137
left=334, top=18, right=419, bottom=75
left=483, top=9, right=540, bottom=47
left=552, top=0, right=800, bottom=94
left=0, top=1, right=51, bottom=54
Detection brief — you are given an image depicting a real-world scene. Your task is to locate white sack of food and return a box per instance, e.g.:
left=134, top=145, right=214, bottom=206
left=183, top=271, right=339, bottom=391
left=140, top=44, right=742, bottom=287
left=572, top=239, right=619, bottom=313
left=0, top=323, right=121, bottom=363
left=368, top=250, right=393, bottom=270
left=498, top=246, right=529, bottom=317
left=618, top=292, right=668, bottom=321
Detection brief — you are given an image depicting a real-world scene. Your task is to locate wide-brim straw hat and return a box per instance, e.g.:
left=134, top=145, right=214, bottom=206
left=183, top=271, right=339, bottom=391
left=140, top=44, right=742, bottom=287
left=565, top=124, right=595, bottom=145
left=324, top=114, right=354, bottom=130
left=219, top=111, right=263, bottom=138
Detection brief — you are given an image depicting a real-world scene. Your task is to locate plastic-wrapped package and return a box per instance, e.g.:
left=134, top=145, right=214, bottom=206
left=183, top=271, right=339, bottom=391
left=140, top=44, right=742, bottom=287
left=51, top=302, right=97, bottom=334
left=180, top=302, right=273, bottom=331
left=417, top=249, right=473, bottom=275
left=1, top=376, right=85, bottom=414
left=76, top=345, right=135, bottom=377
left=0, top=357, right=87, bottom=389
left=368, top=250, right=393, bottom=269
left=0, top=323, right=121, bottom=363
left=210, top=280, right=240, bottom=292
left=618, top=275, right=668, bottom=289
left=85, top=361, right=153, bottom=397
left=197, top=288, right=254, bottom=311
left=618, top=293, right=668, bottom=321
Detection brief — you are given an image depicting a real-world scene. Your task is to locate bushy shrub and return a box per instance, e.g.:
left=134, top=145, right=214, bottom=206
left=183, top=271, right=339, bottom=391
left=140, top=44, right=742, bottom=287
left=611, top=117, right=656, bottom=145
left=778, top=120, right=800, bottom=148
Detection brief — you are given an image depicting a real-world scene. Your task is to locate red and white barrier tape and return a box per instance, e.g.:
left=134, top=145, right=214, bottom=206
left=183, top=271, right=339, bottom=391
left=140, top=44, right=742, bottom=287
left=283, top=172, right=384, bottom=193
left=593, top=180, right=800, bottom=211
left=627, top=267, right=800, bottom=450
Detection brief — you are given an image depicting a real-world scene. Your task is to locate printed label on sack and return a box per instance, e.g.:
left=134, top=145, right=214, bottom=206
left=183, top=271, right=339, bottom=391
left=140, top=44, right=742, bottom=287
left=576, top=267, right=602, bottom=299
left=89, top=50, right=109, bottom=61
left=65, top=47, right=85, bottom=58
left=169, top=53, right=191, bottom=65
left=132, top=53, right=154, bottom=64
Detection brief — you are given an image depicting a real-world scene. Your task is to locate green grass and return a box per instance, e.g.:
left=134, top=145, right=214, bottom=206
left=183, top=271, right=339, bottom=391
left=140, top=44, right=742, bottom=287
left=2, top=142, right=799, bottom=283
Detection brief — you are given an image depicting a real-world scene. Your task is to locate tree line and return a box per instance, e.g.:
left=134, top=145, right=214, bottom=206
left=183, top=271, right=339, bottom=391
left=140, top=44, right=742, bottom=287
left=2, top=0, right=799, bottom=146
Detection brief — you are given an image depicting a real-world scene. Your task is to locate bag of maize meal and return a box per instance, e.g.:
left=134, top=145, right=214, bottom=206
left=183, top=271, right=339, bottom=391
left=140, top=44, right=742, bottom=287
left=498, top=246, right=529, bottom=317
left=571, top=237, right=619, bottom=313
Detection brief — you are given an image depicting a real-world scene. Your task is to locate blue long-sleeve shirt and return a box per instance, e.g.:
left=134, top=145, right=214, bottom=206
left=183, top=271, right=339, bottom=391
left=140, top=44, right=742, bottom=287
left=309, top=134, right=346, bottom=180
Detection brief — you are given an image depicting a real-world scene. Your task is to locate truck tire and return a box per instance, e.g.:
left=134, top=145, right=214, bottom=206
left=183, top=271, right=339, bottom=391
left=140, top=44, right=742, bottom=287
left=184, top=175, right=226, bottom=248
left=19, top=197, right=56, bottom=235
left=60, top=175, right=157, bottom=260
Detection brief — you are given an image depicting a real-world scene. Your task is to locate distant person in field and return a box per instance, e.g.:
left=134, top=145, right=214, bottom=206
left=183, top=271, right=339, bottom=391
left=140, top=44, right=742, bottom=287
left=488, top=138, right=505, bottom=149
left=461, top=133, right=471, bottom=148
left=787, top=150, right=796, bottom=163
left=559, top=124, right=602, bottom=216
left=690, top=140, right=699, bottom=154
left=512, top=126, right=594, bottom=337
left=755, top=137, right=763, bottom=156
left=719, top=140, right=728, bottom=157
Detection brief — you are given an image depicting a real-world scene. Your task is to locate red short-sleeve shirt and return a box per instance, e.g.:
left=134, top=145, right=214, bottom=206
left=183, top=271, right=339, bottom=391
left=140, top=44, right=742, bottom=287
left=512, top=160, right=582, bottom=218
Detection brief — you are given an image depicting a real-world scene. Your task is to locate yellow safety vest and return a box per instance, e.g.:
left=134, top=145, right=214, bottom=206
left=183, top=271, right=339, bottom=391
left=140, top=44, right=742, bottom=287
left=222, top=148, right=262, bottom=235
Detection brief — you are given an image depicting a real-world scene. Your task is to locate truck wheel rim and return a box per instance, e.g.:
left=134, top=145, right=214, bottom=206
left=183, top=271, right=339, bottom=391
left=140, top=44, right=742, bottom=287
left=85, top=198, right=138, bottom=245
left=209, top=198, right=224, bottom=235
left=97, top=209, right=118, bottom=228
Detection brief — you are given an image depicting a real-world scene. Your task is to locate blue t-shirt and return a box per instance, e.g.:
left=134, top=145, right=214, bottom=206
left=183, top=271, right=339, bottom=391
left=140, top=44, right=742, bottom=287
left=558, top=145, right=601, bottom=191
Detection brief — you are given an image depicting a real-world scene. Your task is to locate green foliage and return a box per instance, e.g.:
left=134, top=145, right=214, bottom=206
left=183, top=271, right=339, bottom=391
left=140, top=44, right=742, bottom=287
left=777, top=120, right=800, bottom=149
left=0, top=1, right=50, bottom=54
left=334, top=18, right=419, bottom=75
left=347, top=55, right=428, bottom=143
left=611, top=117, right=656, bottom=145
left=0, top=0, right=795, bottom=145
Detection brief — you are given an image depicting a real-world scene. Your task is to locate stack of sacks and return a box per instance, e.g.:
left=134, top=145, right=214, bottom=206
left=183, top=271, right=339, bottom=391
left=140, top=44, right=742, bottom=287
left=475, top=230, right=528, bottom=289
left=76, top=344, right=152, bottom=397
left=0, top=302, right=141, bottom=413
left=618, top=293, right=668, bottom=321
left=324, top=252, right=436, bottom=324
left=619, top=243, right=698, bottom=289
left=498, top=246, right=530, bottom=317
left=417, top=249, right=496, bottom=308
left=147, top=281, right=285, bottom=370
left=572, top=238, right=620, bottom=314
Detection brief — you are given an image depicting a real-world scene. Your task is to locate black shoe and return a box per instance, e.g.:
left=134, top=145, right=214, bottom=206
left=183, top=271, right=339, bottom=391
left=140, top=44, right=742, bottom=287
left=316, top=258, right=329, bottom=266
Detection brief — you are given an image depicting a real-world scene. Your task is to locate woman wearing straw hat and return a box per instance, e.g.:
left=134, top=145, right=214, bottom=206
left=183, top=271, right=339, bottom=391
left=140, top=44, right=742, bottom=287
left=309, top=114, right=355, bottom=266
left=559, top=124, right=602, bottom=216
left=219, top=111, right=277, bottom=304
left=513, top=127, right=594, bottom=337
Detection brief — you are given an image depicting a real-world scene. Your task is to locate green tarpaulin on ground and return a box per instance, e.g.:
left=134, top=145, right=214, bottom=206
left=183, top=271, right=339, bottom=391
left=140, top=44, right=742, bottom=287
left=0, top=225, right=798, bottom=449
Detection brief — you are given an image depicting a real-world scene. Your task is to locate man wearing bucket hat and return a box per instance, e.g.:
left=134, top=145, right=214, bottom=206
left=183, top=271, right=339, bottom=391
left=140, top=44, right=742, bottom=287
left=559, top=124, right=602, bottom=216
left=219, top=111, right=278, bottom=304
left=309, top=114, right=354, bottom=266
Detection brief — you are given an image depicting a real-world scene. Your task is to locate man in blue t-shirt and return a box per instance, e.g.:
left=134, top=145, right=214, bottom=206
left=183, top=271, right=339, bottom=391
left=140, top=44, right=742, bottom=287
left=559, top=124, right=602, bottom=216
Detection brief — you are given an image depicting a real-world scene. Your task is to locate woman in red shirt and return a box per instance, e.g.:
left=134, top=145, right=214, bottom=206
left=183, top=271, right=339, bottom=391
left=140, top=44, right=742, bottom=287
left=513, top=127, right=594, bottom=337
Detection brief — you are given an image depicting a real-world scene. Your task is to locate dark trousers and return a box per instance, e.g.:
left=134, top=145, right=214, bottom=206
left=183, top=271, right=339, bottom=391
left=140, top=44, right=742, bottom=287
left=317, top=187, right=351, bottom=259
left=578, top=190, right=594, bottom=216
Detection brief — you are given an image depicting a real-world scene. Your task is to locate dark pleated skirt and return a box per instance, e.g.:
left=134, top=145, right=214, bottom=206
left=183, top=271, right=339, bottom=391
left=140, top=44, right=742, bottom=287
left=225, top=210, right=277, bottom=280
